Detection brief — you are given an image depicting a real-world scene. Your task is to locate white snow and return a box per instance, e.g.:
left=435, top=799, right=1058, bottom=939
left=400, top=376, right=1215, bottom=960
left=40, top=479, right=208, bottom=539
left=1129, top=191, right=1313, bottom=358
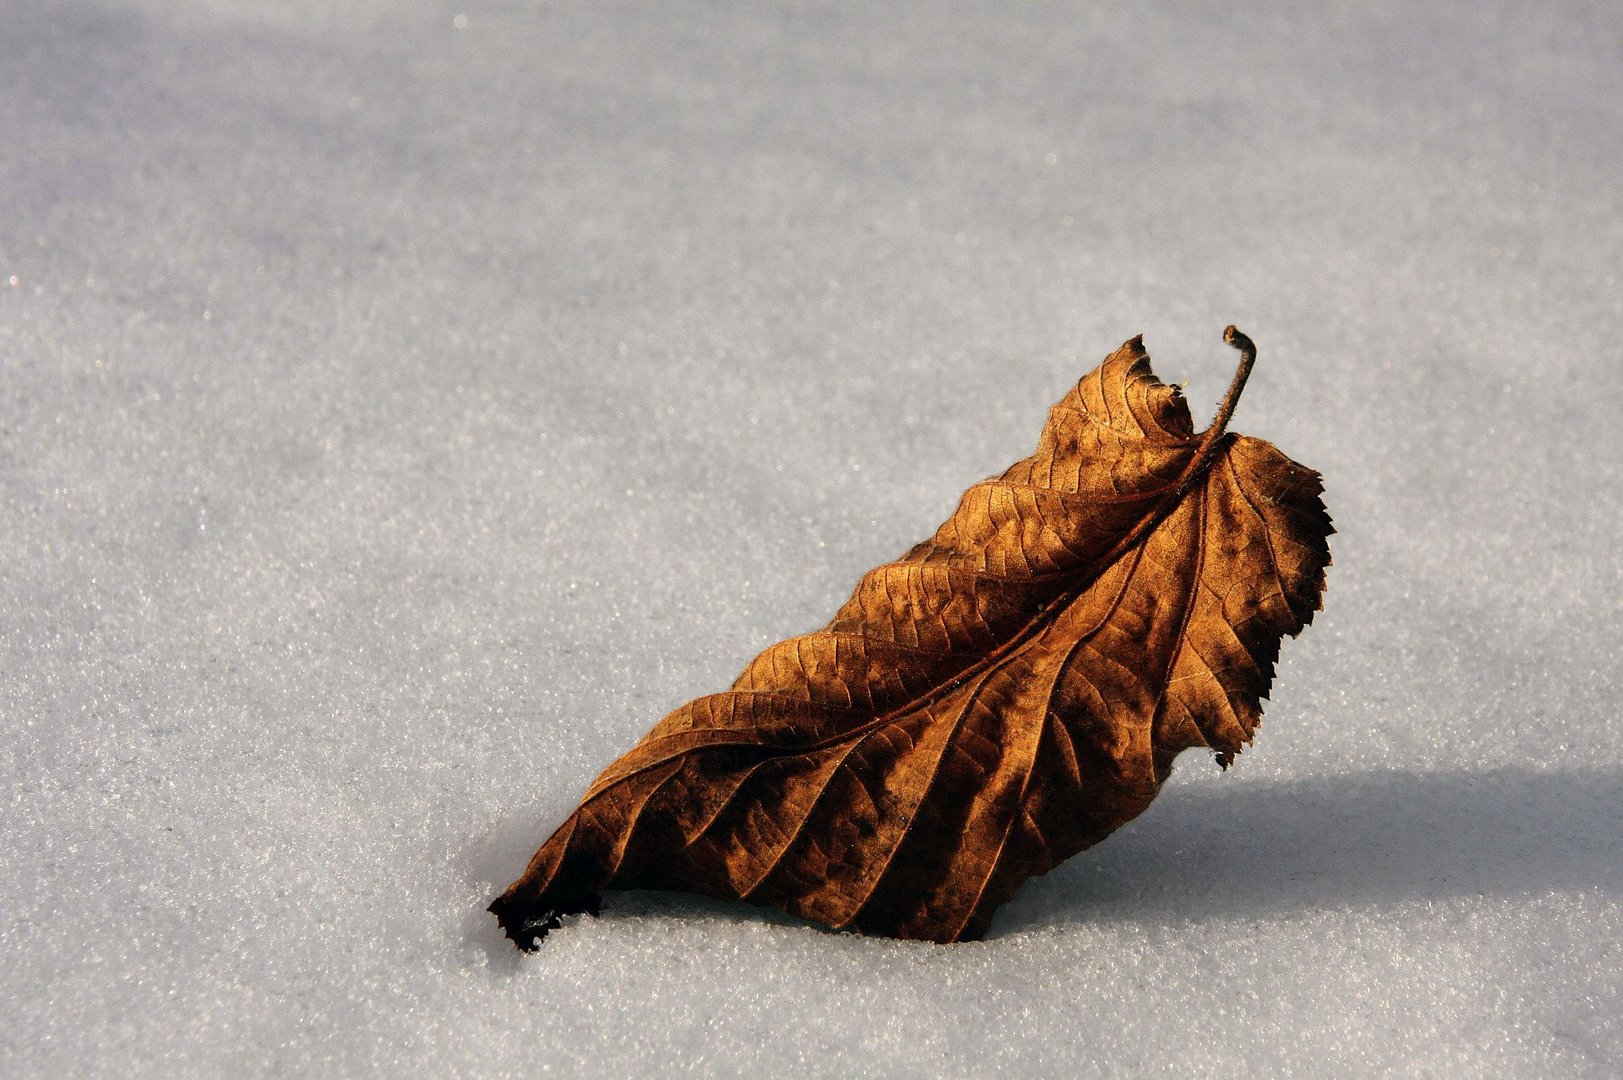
left=2, top=1, right=1620, bottom=1076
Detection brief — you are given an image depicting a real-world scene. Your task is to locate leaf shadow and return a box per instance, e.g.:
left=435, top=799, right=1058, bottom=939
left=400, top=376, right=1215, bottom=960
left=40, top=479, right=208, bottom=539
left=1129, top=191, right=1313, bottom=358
left=998, top=765, right=1623, bottom=934
left=463, top=766, right=1621, bottom=955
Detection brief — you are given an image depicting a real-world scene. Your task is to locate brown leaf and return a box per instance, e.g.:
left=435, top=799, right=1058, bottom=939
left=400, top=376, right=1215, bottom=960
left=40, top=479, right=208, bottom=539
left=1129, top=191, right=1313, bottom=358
left=490, top=328, right=1331, bottom=949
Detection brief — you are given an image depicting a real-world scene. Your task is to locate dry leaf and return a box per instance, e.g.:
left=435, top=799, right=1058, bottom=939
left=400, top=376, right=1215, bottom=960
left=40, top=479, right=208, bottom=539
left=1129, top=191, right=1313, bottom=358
left=491, top=327, right=1331, bottom=948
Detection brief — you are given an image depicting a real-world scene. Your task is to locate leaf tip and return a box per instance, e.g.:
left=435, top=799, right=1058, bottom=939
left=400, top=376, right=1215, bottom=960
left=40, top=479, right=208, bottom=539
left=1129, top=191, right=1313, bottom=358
left=488, top=891, right=603, bottom=952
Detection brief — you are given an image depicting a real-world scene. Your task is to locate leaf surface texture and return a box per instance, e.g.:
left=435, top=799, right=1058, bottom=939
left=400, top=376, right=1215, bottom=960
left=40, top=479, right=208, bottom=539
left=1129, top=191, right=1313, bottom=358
left=492, top=335, right=1332, bottom=947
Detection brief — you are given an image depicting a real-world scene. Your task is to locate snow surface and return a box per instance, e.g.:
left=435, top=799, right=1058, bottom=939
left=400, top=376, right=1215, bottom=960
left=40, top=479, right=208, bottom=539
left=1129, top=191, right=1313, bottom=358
left=3, top=1, right=1620, bottom=1076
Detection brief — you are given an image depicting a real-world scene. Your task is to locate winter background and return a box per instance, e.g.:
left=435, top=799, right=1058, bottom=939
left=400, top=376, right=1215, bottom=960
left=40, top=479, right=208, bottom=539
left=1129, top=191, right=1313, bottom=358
left=3, top=1, right=1620, bottom=1076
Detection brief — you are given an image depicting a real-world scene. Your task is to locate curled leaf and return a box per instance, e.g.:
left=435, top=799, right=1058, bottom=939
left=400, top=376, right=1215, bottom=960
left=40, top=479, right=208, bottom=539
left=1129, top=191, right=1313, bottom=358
left=491, top=328, right=1331, bottom=948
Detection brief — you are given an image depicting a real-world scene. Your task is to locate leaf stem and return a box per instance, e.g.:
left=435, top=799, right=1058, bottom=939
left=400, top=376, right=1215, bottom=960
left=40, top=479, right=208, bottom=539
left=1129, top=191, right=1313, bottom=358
left=1082, top=327, right=1258, bottom=575
left=1176, top=325, right=1256, bottom=501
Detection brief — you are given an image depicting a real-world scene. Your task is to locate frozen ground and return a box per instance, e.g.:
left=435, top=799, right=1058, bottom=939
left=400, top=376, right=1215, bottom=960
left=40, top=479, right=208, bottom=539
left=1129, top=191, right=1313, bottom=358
left=3, top=1, right=1620, bottom=1076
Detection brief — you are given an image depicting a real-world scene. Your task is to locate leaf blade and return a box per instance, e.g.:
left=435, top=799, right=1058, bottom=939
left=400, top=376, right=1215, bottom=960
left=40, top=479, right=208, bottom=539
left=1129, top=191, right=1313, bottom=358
left=491, top=333, right=1332, bottom=948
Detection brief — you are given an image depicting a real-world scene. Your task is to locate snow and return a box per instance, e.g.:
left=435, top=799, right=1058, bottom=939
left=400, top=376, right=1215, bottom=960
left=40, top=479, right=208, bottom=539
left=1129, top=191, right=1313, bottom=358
left=2, top=1, right=1620, bottom=1075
